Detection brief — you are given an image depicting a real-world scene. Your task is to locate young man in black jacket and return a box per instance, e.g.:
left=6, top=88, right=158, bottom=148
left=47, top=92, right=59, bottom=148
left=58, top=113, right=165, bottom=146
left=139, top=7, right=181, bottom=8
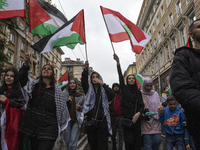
left=170, top=19, right=200, bottom=149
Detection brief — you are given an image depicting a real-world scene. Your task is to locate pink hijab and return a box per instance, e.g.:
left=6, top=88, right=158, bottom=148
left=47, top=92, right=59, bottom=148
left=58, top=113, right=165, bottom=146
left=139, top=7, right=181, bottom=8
left=141, top=77, right=160, bottom=119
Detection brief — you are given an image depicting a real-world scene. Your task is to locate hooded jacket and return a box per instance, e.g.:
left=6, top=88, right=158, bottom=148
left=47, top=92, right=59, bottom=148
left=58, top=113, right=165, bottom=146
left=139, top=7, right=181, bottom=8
left=170, top=46, right=200, bottom=136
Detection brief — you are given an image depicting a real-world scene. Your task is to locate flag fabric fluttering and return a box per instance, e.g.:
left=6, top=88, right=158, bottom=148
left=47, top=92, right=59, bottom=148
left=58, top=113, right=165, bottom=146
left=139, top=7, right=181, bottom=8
left=58, top=71, right=69, bottom=89
left=0, top=0, right=26, bottom=19
left=100, top=6, right=151, bottom=54
left=29, top=0, right=68, bottom=35
left=134, top=73, right=144, bottom=88
left=32, top=10, right=85, bottom=53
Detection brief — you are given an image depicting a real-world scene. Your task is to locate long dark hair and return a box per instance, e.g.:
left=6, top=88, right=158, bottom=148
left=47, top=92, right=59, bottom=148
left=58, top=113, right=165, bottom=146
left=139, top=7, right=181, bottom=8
left=0, top=68, right=21, bottom=97
left=35, top=64, right=56, bottom=95
left=68, top=79, right=77, bottom=92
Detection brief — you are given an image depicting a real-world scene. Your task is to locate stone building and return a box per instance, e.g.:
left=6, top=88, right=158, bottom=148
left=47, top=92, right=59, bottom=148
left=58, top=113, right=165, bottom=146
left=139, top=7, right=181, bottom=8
left=136, top=0, right=200, bottom=94
left=0, top=17, right=64, bottom=82
left=124, top=62, right=137, bottom=83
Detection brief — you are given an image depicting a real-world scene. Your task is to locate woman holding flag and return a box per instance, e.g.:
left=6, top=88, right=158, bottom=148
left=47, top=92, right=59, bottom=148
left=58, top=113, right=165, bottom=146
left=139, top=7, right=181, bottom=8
left=0, top=68, right=26, bottom=150
left=113, top=53, right=144, bottom=150
left=18, top=53, right=70, bottom=150
left=63, top=79, right=84, bottom=150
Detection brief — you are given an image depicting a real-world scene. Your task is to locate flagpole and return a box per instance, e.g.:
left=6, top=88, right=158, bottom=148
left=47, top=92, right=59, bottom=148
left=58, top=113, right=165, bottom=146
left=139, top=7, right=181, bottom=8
left=24, top=0, right=27, bottom=53
left=100, top=6, right=116, bottom=54
left=83, top=10, right=88, bottom=61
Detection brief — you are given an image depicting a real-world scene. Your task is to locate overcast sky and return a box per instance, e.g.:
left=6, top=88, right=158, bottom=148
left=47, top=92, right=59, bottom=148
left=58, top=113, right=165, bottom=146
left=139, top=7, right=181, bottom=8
left=52, top=0, right=143, bottom=87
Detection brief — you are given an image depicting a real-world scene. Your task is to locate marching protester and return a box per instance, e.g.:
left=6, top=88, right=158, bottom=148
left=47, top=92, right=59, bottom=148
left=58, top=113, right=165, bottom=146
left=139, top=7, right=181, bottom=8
left=113, top=53, right=144, bottom=150
left=19, top=53, right=70, bottom=150
left=158, top=95, right=186, bottom=150
left=110, top=83, right=124, bottom=150
left=170, top=18, right=200, bottom=149
left=0, top=68, right=26, bottom=150
left=81, top=61, right=115, bottom=150
left=0, top=70, right=6, bottom=87
left=141, top=77, right=162, bottom=150
left=63, top=79, right=84, bottom=150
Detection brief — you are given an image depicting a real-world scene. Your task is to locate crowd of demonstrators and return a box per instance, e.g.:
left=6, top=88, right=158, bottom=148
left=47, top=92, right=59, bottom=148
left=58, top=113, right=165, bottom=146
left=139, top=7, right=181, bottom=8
left=158, top=95, right=186, bottom=150
left=109, top=83, right=124, bottom=150
left=80, top=61, right=115, bottom=150
left=0, top=70, right=6, bottom=87
left=113, top=53, right=144, bottom=150
left=18, top=53, right=70, bottom=150
left=0, top=68, right=26, bottom=150
left=170, top=18, right=200, bottom=149
left=141, top=78, right=162, bottom=150
left=63, top=79, right=84, bottom=150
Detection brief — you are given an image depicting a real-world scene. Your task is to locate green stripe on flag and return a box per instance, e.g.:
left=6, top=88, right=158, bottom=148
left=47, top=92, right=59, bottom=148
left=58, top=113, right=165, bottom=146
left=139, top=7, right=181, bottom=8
left=123, top=24, right=132, bottom=37
left=53, top=33, right=84, bottom=50
left=168, top=87, right=172, bottom=96
left=58, top=81, right=62, bottom=86
left=31, top=23, right=59, bottom=35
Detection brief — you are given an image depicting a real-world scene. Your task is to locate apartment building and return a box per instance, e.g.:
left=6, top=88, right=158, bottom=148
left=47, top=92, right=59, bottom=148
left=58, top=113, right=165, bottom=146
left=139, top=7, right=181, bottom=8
left=0, top=17, right=64, bottom=82
left=136, top=0, right=200, bottom=93
left=124, top=62, right=137, bottom=83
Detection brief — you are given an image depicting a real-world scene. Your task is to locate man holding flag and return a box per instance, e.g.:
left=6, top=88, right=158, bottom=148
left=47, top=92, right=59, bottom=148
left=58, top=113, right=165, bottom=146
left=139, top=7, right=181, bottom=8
left=170, top=19, right=200, bottom=149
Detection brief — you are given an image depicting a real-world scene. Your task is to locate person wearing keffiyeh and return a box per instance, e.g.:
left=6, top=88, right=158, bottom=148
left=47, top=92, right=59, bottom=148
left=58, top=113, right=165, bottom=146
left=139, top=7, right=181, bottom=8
left=80, top=61, right=115, bottom=150
left=63, top=79, right=84, bottom=150
left=18, top=53, right=70, bottom=150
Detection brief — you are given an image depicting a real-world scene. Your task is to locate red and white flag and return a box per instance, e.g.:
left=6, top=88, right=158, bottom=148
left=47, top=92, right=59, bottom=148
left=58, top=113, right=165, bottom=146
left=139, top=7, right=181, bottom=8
left=100, top=6, right=151, bottom=54
left=0, top=0, right=26, bottom=19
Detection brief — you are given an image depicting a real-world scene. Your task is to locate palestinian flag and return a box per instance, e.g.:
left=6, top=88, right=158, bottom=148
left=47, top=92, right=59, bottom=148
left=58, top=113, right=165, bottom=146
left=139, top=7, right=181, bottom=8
left=134, top=73, right=144, bottom=88
left=58, top=71, right=69, bottom=89
left=100, top=6, right=151, bottom=54
left=168, top=84, right=172, bottom=96
left=29, top=0, right=68, bottom=35
left=186, top=37, right=193, bottom=48
left=32, top=10, right=85, bottom=53
left=1, top=99, right=24, bottom=150
left=0, top=0, right=26, bottom=19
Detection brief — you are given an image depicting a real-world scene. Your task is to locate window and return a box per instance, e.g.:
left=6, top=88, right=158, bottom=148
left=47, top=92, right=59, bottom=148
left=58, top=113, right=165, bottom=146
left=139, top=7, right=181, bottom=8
left=156, top=15, right=160, bottom=25
left=158, top=31, right=161, bottom=43
left=186, top=0, right=191, bottom=5
left=153, top=23, right=155, bottom=33
left=171, top=36, right=177, bottom=50
left=152, top=61, right=154, bottom=74
left=9, top=32, right=15, bottom=44
left=161, top=5, right=164, bottom=17
left=154, top=38, right=157, bottom=48
left=160, top=51, right=164, bottom=66
left=0, top=24, right=6, bottom=33
left=166, top=0, right=171, bottom=7
left=21, top=41, right=25, bottom=51
left=147, top=49, right=150, bottom=59
left=151, top=44, right=153, bottom=53
left=163, top=23, right=167, bottom=36
left=165, top=45, right=170, bottom=61
left=176, top=1, right=182, bottom=18
left=8, top=50, right=14, bottom=63
left=149, top=30, right=152, bottom=37
left=20, top=57, right=24, bottom=68
left=169, top=13, right=174, bottom=28
left=67, top=66, right=73, bottom=71
left=180, top=28, right=186, bottom=46
left=156, top=57, right=158, bottom=71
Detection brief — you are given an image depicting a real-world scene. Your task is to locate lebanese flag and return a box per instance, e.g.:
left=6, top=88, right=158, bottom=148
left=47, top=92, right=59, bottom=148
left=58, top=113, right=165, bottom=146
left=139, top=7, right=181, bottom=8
left=1, top=99, right=24, bottom=150
left=58, top=71, right=69, bottom=88
left=29, top=0, right=68, bottom=35
left=0, top=0, right=26, bottom=19
left=100, top=6, right=151, bottom=54
left=134, top=73, right=144, bottom=88
left=32, top=10, right=85, bottom=53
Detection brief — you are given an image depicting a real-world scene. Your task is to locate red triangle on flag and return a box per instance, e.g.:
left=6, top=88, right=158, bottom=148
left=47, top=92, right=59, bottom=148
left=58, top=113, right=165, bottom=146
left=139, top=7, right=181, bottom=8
left=59, top=71, right=68, bottom=82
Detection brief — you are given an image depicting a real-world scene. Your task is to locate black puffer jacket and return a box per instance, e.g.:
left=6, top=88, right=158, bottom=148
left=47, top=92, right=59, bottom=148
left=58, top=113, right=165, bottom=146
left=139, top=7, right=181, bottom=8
left=170, top=46, right=200, bottom=135
left=116, top=64, right=144, bottom=120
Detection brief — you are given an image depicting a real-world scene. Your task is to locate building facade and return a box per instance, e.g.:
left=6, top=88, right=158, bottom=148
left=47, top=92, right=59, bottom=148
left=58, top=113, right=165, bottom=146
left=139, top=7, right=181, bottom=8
left=0, top=17, right=64, bottom=82
left=124, top=62, right=137, bottom=83
left=136, top=0, right=200, bottom=93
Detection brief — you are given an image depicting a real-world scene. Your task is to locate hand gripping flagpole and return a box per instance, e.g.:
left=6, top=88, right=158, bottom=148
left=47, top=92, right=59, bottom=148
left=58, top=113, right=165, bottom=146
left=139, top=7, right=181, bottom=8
left=100, top=6, right=116, bottom=54
left=83, top=10, right=88, bottom=61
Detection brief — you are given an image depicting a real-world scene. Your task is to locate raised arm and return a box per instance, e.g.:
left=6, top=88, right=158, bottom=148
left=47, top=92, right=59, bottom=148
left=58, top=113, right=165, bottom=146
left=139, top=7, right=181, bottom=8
left=81, top=61, right=89, bottom=95
left=113, top=53, right=125, bottom=88
left=19, top=53, right=30, bottom=87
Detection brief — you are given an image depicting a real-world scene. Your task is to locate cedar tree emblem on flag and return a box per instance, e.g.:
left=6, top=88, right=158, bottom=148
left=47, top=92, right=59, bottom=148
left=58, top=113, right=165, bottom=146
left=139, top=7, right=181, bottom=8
left=100, top=6, right=151, bottom=54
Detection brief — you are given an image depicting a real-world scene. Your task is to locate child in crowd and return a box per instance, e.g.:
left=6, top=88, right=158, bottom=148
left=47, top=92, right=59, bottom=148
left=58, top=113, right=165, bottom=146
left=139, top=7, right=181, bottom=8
left=158, top=95, right=186, bottom=150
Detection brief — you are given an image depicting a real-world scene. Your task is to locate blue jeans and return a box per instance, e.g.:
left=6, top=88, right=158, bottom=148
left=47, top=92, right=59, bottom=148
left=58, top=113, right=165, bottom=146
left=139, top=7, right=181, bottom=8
left=165, top=134, right=184, bottom=150
left=143, top=133, right=161, bottom=150
left=64, top=121, right=81, bottom=150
